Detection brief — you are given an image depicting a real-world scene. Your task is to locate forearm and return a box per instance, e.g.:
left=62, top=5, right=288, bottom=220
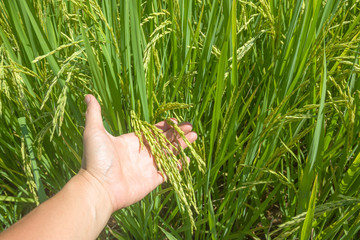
left=0, top=170, right=113, bottom=240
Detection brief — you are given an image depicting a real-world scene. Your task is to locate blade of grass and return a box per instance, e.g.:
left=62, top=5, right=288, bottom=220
left=300, top=175, right=317, bottom=240
left=298, top=43, right=327, bottom=214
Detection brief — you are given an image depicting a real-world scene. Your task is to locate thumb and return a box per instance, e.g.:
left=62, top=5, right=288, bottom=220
left=84, top=94, right=104, bottom=130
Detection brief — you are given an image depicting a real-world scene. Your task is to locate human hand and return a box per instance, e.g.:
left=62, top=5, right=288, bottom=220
left=80, top=95, right=198, bottom=212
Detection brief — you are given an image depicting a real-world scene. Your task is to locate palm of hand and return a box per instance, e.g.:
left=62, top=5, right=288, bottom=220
left=81, top=95, right=197, bottom=212
left=83, top=128, right=162, bottom=211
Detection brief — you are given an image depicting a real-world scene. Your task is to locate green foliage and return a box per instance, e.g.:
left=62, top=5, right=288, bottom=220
left=301, top=175, right=317, bottom=240
left=0, top=0, right=360, bottom=239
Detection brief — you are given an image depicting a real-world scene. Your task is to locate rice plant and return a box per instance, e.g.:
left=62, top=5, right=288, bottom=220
left=0, top=0, right=359, bottom=239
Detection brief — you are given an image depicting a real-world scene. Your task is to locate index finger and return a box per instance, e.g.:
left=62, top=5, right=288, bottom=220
left=154, top=118, right=178, bottom=132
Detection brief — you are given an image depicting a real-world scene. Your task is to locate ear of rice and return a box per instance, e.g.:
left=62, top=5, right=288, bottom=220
left=131, top=110, right=205, bottom=232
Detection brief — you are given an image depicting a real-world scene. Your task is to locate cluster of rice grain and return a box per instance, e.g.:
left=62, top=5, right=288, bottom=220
left=131, top=110, right=205, bottom=231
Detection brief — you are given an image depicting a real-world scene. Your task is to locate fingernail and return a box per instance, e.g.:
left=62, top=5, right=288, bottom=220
left=85, top=95, right=91, bottom=104
left=170, top=118, right=178, bottom=124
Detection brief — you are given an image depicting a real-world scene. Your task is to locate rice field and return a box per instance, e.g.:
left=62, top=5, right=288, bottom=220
left=0, top=0, right=360, bottom=239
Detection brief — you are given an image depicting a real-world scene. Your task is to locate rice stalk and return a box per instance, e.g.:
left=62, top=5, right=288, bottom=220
left=154, top=102, right=192, bottom=121
left=32, top=40, right=83, bottom=63
left=50, top=70, right=72, bottom=140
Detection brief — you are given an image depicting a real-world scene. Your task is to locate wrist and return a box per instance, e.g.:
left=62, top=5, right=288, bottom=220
left=75, top=169, right=114, bottom=220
